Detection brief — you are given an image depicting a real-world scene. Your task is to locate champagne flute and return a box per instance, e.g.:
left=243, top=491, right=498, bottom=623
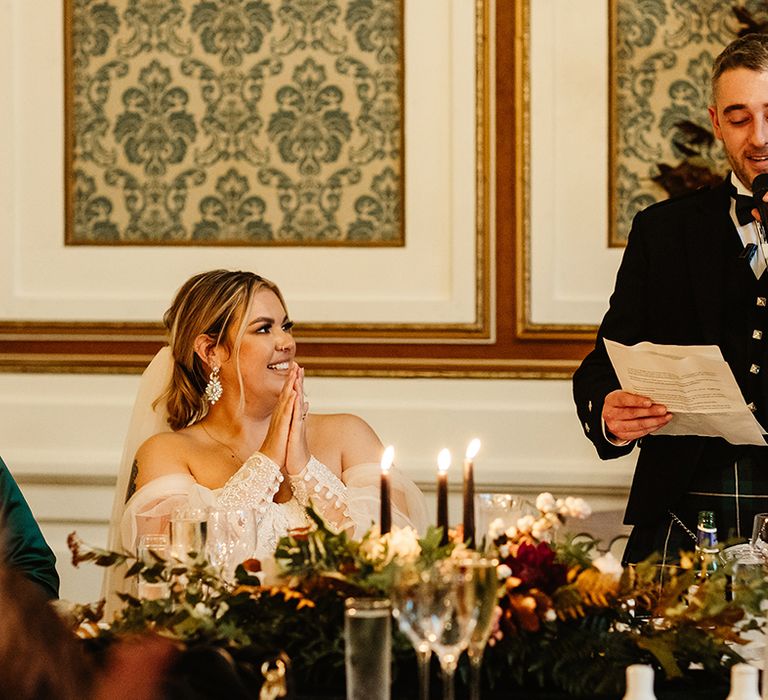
left=391, top=565, right=434, bottom=700
left=419, top=562, right=479, bottom=700
left=459, top=556, right=500, bottom=700
left=206, top=507, right=257, bottom=581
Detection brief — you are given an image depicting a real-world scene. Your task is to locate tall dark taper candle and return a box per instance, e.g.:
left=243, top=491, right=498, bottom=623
left=462, top=439, right=481, bottom=548
left=380, top=446, right=394, bottom=535
left=437, top=449, right=451, bottom=545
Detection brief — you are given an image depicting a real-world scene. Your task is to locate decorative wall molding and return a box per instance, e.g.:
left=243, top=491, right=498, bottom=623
left=0, top=0, right=601, bottom=377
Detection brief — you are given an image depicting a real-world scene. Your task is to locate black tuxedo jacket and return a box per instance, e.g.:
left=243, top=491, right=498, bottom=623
left=573, top=179, right=762, bottom=525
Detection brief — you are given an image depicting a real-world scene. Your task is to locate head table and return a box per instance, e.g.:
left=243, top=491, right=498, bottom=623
left=67, top=494, right=765, bottom=700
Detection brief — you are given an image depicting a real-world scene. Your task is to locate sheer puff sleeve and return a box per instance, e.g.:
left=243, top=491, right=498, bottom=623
left=342, top=463, right=429, bottom=538
left=288, top=458, right=428, bottom=537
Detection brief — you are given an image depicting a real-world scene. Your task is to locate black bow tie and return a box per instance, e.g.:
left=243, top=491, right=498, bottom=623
left=731, top=184, right=756, bottom=225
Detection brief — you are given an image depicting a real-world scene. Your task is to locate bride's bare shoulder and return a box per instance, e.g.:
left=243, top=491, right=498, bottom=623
left=136, top=430, right=195, bottom=456
left=310, top=413, right=383, bottom=467
left=134, top=430, right=199, bottom=485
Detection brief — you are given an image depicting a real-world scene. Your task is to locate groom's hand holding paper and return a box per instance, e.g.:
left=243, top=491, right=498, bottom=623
left=604, top=339, right=767, bottom=446
left=602, top=389, right=672, bottom=442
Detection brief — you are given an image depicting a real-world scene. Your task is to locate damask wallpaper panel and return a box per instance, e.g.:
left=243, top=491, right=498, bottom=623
left=65, top=0, right=404, bottom=246
left=609, top=0, right=768, bottom=246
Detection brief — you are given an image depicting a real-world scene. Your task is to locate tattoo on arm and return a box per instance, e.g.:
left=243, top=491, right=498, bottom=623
left=125, top=458, right=139, bottom=503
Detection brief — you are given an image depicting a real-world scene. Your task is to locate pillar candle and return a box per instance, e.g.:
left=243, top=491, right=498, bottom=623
left=437, top=448, right=451, bottom=545
left=380, top=445, right=394, bottom=535
left=462, top=438, right=481, bottom=548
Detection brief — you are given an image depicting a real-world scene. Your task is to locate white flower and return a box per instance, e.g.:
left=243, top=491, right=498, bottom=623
left=215, top=601, right=230, bottom=619
left=497, top=564, right=512, bottom=580
left=358, top=534, right=387, bottom=564
left=592, top=552, right=623, bottom=580
left=535, top=492, right=556, bottom=513
left=504, top=525, right=518, bottom=540
left=564, top=496, right=591, bottom=519
left=387, top=526, right=422, bottom=565
left=450, top=542, right=472, bottom=560
left=488, top=517, right=507, bottom=540
left=517, top=515, right=535, bottom=534
left=193, top=602, right=212, bottom=618
left=544, top=609, right=557, bottom=622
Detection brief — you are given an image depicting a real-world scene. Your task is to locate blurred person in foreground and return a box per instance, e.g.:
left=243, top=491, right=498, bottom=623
left=0, top=563, right=174, bottom=699
left=0, top=455, right=59, bottom=598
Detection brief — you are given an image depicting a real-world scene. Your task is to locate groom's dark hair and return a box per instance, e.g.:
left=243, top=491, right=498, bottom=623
left=712, top=33, right=768, bottom=102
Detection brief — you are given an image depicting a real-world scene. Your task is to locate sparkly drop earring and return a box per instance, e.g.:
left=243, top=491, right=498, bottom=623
left=204, top=365, right=223, bottom=405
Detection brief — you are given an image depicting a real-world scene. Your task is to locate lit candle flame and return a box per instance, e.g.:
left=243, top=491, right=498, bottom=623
left=465, top=438, right=481, bottom=461
left=380, top=445, right=395, bottom=473
left=437, top=448, right=451, bottom=474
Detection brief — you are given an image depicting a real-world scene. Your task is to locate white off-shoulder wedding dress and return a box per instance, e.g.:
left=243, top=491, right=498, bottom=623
left=119, top=453, right=428, bottom=559
left=103, top=348, right=428, bottom=616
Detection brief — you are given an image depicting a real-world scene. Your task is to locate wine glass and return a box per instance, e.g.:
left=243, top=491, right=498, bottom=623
left=206, top=507, right=257, bottom=581
left=391, top=565, right=434, bottom=700
left=459, top=556, right=500, bottom=700
left=474, top=493, right=529, bottom=552
left=750, top=513, right=768, bottom=556
left=419, top=561, right=479, bottom=700
left=720, top=514, right=768, bottom=601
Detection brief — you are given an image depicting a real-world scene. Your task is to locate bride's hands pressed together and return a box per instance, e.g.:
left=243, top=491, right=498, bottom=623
left=259, top=363, right=300, bottom=467
left=285, top=367, right=310, bottom=475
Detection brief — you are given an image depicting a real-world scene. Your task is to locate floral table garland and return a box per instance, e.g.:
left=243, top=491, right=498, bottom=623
left=67, top=494, right=759, bottom=698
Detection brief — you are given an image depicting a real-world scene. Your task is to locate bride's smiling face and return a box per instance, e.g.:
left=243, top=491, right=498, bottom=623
left=223, top=288, right=296, bottom=397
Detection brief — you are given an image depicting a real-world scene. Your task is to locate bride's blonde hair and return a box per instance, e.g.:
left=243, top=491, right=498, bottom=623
left=159, top=269, right=287, bottom=430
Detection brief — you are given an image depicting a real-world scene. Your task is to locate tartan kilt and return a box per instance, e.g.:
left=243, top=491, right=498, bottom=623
left=622, top=447, right=768, bottom=566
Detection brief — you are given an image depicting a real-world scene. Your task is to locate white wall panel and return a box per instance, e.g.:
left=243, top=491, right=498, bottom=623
left=1, top=0, right=478, bottom=325
left=530, top=0, right=624, bottom=325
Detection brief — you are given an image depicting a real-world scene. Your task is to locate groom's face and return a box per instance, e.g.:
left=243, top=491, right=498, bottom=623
left=709, top=67, right=768, bottom=191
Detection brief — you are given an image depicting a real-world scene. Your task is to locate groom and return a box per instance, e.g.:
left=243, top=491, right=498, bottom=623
left=573, top=33, right=768, bottom=564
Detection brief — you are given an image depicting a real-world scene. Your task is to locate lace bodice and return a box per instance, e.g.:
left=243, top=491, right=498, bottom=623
left=215, top=452, right=349, bottom=557
left=112, top=454, right=429, bottom=618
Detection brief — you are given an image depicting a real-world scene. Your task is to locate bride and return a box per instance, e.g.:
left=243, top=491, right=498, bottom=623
left=105, top=269, right=428, bottom=608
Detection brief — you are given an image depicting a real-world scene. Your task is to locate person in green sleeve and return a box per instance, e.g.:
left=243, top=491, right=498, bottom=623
left=0, top=456, right=59, bottom=598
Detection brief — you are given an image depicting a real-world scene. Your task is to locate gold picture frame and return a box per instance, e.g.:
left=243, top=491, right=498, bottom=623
left=0, top=0, right=596, bottom=378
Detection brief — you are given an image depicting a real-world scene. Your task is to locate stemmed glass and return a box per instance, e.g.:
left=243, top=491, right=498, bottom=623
left=459, top=556, right=500, bottom=700
left=419, top=561, right=480, bottom=700
left=205, top=507, right=257, bottom=581
left=391, top=565, right=434, bottom=700
left=750, top=513, right=768, bottom=557
left=474, top=493, right=530, bottom=552
left=170, top=506, right=207, bottom=564
left=721, top=513, right=768, bottom=600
